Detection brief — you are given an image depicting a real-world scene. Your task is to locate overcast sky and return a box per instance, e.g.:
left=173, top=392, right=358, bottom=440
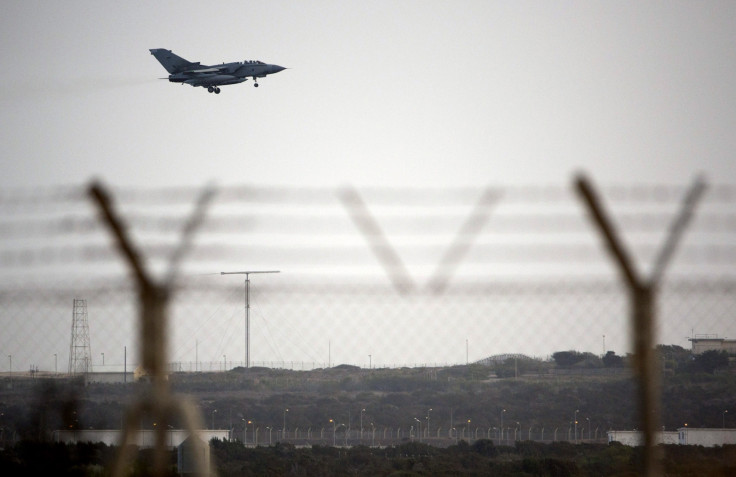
left=1, top=1, right=735, bottom=189
left=2, top=2, right=736, bottom=370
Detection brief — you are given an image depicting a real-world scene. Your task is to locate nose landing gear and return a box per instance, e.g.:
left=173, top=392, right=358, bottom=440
left=207, top=86, right=221, bottom=94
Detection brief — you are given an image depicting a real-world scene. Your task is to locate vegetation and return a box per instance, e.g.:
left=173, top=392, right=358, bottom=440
left=1, top=439, right=736, bottom=476
left=0, top=346, right=734, bottom=474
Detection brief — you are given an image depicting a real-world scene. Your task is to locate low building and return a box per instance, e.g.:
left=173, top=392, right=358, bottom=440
left=688, top=336, right=736, bottom=355
left=53, top=429, right=229, bottom=448
left=678, top=428, right=736, bottom=446
left=608, top=428, right=736, bottom=447
left=607, top=430, right=678, bottom=446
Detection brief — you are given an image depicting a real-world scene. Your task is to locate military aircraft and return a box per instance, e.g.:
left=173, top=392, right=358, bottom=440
left=149, top=48, right=286, bottom=94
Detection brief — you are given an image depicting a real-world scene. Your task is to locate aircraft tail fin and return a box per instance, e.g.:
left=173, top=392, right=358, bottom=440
left=149, top=49, right=199, bottom=74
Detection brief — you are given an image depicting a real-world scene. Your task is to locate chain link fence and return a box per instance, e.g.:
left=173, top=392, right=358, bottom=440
left=1, top=178, right=735, bottom=474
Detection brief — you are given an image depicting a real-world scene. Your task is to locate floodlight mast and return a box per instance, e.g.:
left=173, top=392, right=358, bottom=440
left=221, top=270, right=280, bottom=368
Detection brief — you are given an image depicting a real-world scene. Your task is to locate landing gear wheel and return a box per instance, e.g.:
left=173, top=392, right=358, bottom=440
left=207, top=86, right=214, bottom=93
left=215, top=87, right=221, bottom=94
left=254, top=83, right=259, bottom=88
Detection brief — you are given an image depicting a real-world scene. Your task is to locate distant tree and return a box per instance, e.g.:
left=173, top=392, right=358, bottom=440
left=657, top=345, right=691, bottom=374
left=602, top=351, right=624, bottom=368
left=495, top=358, right=520, bottom=378
left=471, top=439, right=498, bottom=457
left=579, top=352, right=604, bottom=368
left=689, top=350, right=729, bottom=375
left=551, top=351, right=585, bottom=367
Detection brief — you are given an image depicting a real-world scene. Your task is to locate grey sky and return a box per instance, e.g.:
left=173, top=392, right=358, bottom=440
left=1, top=2, right=735, bottom=371
left=1, top=1, right=735, bottom=188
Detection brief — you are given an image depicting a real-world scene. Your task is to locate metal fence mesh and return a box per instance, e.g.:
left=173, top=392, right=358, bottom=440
left=1, top=178, right=735, bottom=474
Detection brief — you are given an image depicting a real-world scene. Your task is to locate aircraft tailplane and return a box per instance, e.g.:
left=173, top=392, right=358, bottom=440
left=149, top=49, right=199, bottom=74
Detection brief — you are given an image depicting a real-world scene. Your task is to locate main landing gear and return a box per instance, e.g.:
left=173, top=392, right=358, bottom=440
left=207, top=86, right=221, bottom=94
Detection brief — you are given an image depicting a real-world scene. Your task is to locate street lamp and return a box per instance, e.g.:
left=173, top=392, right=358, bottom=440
left=54, top=354, right=57, bottom=374
left=360, top=408, right=366, bottom=440
left=586, top=417, right=591, bottom=441
left=101, top=353, right=104, bottom=366
left=574, top=410, right=579, bottom=443
left=330, top=419, right=343, bottom=447
left=723, top=410, right=728, bottom=429
left=426, top=408, right=432, bottom=439
left=220, top=270, right=280, bottom=368
left=211, top=409, right=217, bottom=430
left=283, top=408, right=289, bottom=441
left=414, top=418, right=421, bottom=442
left=501, top=409, right=506, bottom=443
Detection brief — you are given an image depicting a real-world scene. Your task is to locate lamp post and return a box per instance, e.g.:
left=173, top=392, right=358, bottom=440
left=101, top=353, right=104, bottom=367
left=723, top=410, right=728, bottom=429
left=586, top=417, right=591, bottom=441
left=220, top=270, right=280, bottom=368
left=426, top=408, right=432, bottom=439
left=283, top=408, right=289, bottom=441
left=211, top=409, right=217, bottom=430
left=54, top=354, right=57, bottom=375
left=574, top=410, right=579, bottom=443
left=330, top=419, right=343, bottom=447
left=414, top=418, right=421, bottom=442
left=501, top=409, right=506, bottom=444
left=360, top=408, right=365, bottom=440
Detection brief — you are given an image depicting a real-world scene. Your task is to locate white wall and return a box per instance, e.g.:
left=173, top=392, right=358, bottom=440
left=53, top=429, right=229, bottom=448
left=678, top=428, right=736, bottom=447
left=607, top=430, right=678, bottom=446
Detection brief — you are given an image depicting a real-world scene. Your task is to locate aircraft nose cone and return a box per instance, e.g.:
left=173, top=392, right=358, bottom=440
left=271, top=65, right=286, bottom=74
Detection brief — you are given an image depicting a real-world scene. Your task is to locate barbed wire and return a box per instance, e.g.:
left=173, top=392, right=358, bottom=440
left=2, top=180, right=734, bottom=476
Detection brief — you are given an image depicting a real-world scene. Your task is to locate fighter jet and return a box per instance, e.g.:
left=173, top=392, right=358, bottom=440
left=149, top=49, right=286, bottom=94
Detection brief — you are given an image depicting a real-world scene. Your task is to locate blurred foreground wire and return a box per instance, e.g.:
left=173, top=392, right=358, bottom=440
left=1, top=177, right=735, bottom=475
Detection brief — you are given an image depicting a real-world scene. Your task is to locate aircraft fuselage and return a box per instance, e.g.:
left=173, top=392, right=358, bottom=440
left=150, top=49, right=286, bottom=94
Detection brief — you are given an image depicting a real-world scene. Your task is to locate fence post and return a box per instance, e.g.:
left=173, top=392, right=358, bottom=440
left=575, top=173, right=705, bottom=477
left=89, top=181, right=215, bottom=477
